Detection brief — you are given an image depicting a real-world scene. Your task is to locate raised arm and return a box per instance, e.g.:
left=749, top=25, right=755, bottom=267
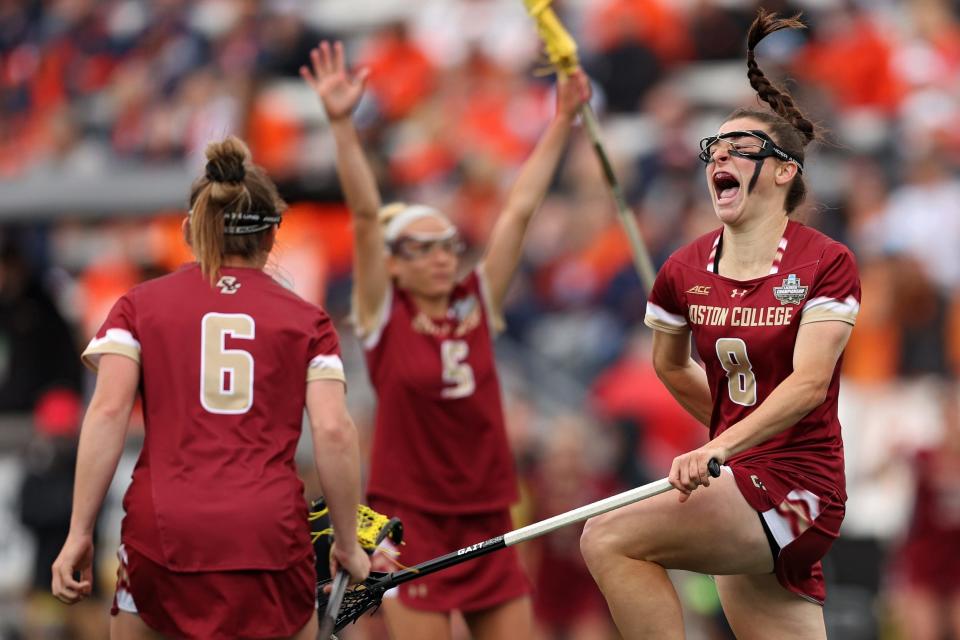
left=52, top=354, right=139, bottom=604
left=479, top=71, right=592, bottom=315
left=301, top=41, right=388, bottom=334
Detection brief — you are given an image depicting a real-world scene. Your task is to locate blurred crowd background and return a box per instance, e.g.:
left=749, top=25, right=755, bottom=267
left=1, top=0, right=959, bottom=638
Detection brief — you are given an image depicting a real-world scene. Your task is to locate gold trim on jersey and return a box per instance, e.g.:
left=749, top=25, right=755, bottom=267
left=799, top=295, right=859, bottom=326
left=644, top=302, right=689, bottom=334
left=307, top=354, right=346, bottom=383
left=307, top=369, right=347, bottom=383
left=81, top=329, right=142, bottom=371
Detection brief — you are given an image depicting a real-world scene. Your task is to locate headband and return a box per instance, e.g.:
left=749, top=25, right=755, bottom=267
left=383, top=205, right=451, bottom=242
left=188, top=209, right=281, bottom=235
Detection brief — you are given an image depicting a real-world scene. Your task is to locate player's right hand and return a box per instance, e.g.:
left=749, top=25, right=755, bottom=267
left=300, top=40, right=369, bottom=122
left=51, top=533, right=94, bottom=604
left=330, top=541, right=372, bottom=585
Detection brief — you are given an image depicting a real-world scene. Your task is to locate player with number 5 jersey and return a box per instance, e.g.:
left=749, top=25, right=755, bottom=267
left=301, top=41, right=592, bottom=639
left=50, top=137, right=370, bottom=640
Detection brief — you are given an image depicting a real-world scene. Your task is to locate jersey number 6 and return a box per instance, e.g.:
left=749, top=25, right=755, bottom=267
left=201, top=313, right=255, bottom=414
left=715, top=337, right=757, bottom=406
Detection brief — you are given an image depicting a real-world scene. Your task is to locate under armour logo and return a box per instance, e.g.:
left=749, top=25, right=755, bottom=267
left=731, top=289, right=748, bottom=298
left=216, top=276, right=241, bottom=294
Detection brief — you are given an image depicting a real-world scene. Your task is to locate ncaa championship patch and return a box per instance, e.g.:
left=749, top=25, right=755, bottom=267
left=773, top=274, right=807, bottom=305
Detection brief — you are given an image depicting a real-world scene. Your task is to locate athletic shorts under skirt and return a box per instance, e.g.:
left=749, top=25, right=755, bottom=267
left=727, top=463, right=845, bottom=605
left=111, top=543, right=316, bottom=639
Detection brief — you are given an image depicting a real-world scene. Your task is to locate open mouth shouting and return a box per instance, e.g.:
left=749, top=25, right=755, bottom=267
left=712, top=171, right=741, bottom=206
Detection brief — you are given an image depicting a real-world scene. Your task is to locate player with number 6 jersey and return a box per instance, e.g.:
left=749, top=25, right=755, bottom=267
left=50, top=136, right=370, bottom=640
left=301, top=41, right=592, bottom=639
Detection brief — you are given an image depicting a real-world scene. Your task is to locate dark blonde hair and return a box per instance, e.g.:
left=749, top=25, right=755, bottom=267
left=729, top=10, right=816, bottom=214
left=187, top=136, right=286, bottom=284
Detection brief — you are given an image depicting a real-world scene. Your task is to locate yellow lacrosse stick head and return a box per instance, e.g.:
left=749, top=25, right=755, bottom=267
left=523, top=0, right=580, bottom=76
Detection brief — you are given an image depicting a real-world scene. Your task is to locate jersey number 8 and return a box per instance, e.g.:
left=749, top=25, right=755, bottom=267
left=715, top=338, right=757, bottom=406
left=201, top=313, right=255, bottom=414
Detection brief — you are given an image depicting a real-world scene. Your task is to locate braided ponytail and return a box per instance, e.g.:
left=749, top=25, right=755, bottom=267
left=746, top=10, right=815, bottom=145
left=726, top=9, right=815, bottom=213
left=187, top=136, right=286, bottom=284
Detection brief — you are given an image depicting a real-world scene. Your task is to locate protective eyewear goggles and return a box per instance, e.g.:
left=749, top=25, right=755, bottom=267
left=698, top=130, right=803, bottom=174
left=387, top=227, right=465, bottom=260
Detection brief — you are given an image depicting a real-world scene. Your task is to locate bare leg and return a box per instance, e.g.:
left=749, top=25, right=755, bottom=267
left=580, top=472, right=772, bottom=640
left=889, top=587, right=943, bottom=640
left=462, top=596, right=533, bottom=640
left=716, top=573, right=825, bottom=640
left=288, top=610, right=318, bottom=640
left=110, top=612, right=163, bottom=640
left=948, top=591, right=960, bottom=640
left=381, top=598, right=452, bottom=640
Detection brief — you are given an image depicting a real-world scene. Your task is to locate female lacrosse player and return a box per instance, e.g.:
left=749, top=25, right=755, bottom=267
left=580, top=11, right=860, bottom=640
left=50, top=136, right=370, bottom=639
left=301, top=41, right=590, bottom=640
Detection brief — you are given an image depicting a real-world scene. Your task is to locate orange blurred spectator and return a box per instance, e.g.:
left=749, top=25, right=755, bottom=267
left=246, top=86, right=303, bottom=179
left=586, top=0, right=692, bottom=64
left=446, top=51, right=539, bottom=167
left=359, top=23, right=436, bottom=121
left=76, top=257, right=141, bottom=340
left=840, top=258, right=900, bottom=383
left=795, top=9, right=903, bottom=113
left=271, top=202, right=354, bottom=305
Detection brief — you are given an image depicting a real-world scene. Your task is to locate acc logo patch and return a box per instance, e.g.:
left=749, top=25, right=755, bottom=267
left=686, top=285, right=711, bottom=295
left=773, top=274, right=807, bottom=305
left=216, top=276, right=241, bottom=294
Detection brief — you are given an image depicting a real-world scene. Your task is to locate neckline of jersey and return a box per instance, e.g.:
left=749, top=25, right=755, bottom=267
left=707, top=219, right=798, bottom=285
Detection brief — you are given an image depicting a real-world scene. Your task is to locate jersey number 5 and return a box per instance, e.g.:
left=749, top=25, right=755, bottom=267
left=440, top=339, right=475, bottom=399
left=201, top=313, right=255, bottom=414
left=715, top=338, right=757, bottom=406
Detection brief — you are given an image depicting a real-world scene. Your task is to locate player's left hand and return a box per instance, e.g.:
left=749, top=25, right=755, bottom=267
left=555, top=69, right=591, bottom=121
left=669, top=445, right=728, bottom=503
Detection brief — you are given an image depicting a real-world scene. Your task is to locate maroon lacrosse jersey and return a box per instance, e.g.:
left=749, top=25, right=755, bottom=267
left=363, top=270, right=518, bottom=514
left=644, top=221, right=860, bottom=499
left=82, top=263, right=346, bottom=572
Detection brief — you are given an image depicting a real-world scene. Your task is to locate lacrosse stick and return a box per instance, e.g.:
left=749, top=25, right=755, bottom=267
left=317, top=460, right=721, bottom=633
left=523, top=0, right=657, bottom=294
left=310, top=500, right=404, bottom=639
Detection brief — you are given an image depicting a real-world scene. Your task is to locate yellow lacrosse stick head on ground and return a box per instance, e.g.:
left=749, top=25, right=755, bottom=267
left=523, top=0, right=580, bottom=76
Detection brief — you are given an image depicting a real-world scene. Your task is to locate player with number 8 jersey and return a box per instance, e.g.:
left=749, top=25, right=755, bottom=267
left=581, top=11, right=861, bottom=639
left=646, top=220, right=859, bottom=503
left=50, top=136, right=370, bottom=640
